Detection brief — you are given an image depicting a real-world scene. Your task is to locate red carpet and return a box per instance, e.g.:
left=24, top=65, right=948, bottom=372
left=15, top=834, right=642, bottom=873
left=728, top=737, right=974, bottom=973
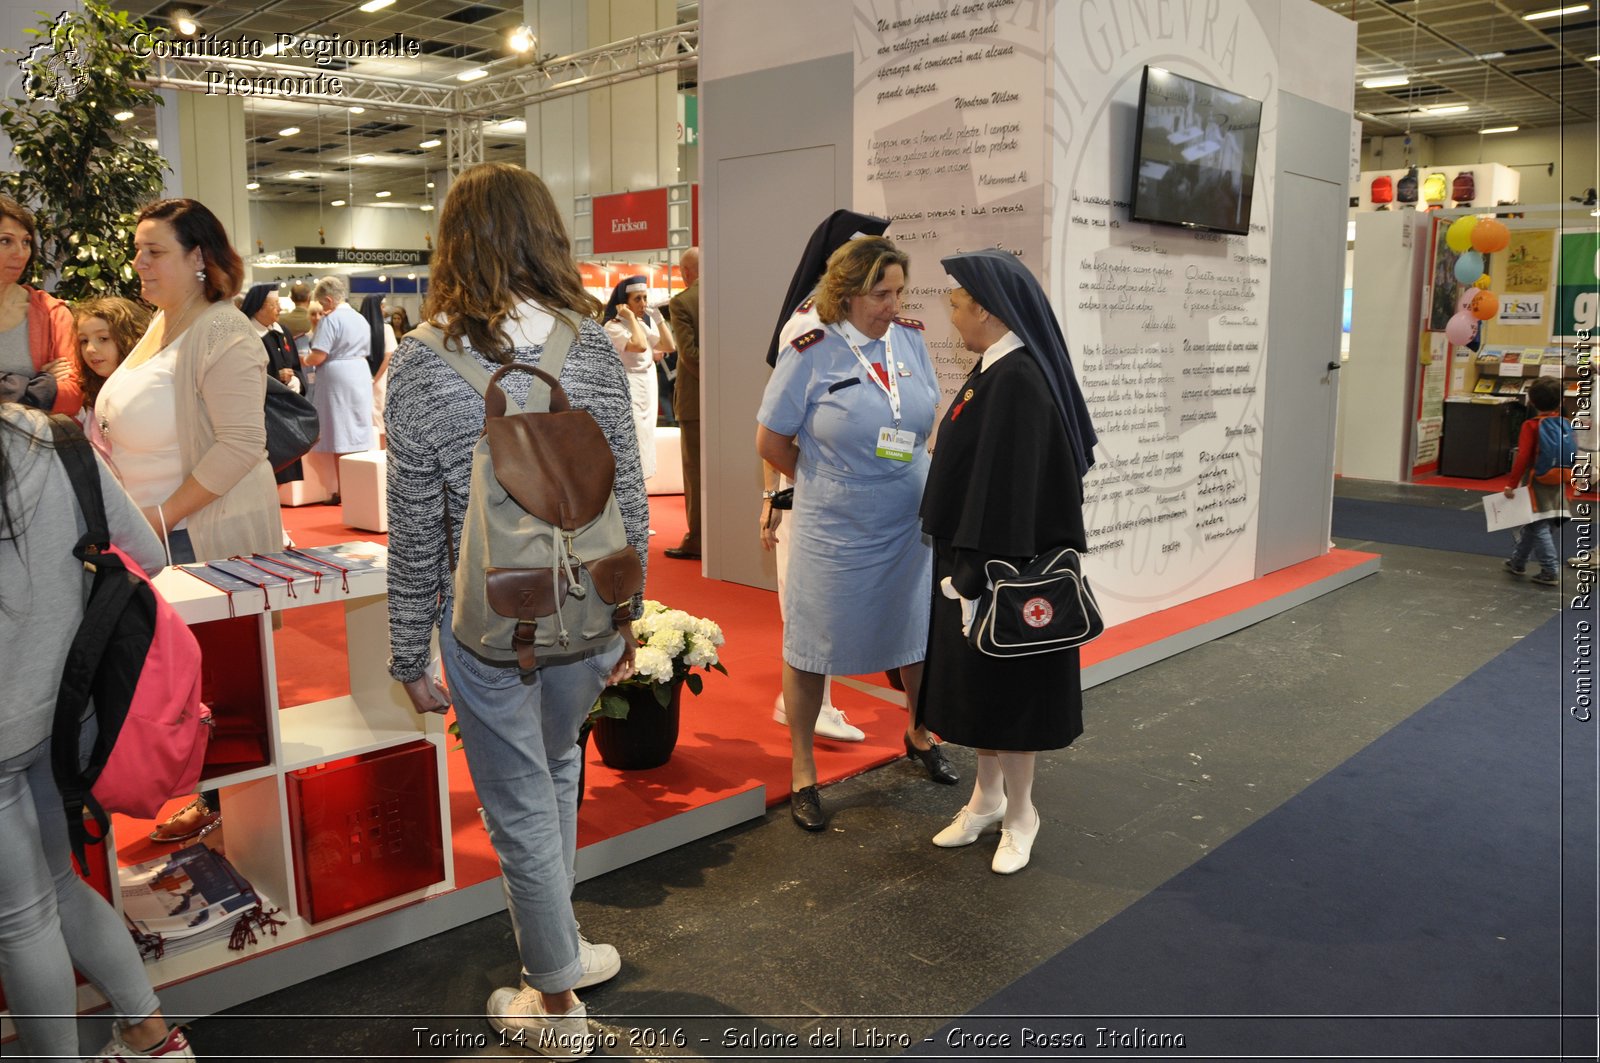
left=117, top=495, right=1374, bottom=890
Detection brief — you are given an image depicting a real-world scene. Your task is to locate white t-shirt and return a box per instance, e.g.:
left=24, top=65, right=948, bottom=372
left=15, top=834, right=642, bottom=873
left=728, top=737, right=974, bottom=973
left=96, top=341, right=187, bottom=528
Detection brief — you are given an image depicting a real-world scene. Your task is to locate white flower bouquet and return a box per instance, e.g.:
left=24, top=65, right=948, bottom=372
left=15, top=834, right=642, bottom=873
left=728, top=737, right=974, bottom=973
left=590, top=600, right=728, bottom=721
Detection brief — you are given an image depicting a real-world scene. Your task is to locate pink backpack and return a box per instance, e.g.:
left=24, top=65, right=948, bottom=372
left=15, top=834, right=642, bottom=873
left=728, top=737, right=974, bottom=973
left=49, top=418, right=210, bottom=869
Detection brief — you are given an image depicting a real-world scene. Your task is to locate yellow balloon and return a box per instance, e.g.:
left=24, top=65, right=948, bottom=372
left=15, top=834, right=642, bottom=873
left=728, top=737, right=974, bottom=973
left=1475, top=274, right=1491, bottom=289
left=1445, top=215, right=1478, bottom=253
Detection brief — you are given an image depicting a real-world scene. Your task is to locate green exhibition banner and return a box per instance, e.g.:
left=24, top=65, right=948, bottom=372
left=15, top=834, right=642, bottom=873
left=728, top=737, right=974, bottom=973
left=1553, top=229, right=1600, bottom=341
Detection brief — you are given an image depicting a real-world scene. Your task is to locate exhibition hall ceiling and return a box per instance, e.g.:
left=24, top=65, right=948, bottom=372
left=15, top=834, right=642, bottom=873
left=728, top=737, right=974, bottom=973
left=104, top=1, right=1591, bottom=212
left=1316, top=0, right=1596, bottom=138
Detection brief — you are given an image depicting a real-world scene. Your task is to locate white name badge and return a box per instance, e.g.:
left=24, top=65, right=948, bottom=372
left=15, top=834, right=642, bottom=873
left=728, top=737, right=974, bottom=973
left=876, top=426, right=916, bottom=462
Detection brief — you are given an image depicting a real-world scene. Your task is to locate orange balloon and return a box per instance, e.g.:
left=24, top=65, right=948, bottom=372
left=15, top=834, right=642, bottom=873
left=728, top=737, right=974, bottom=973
left=1470, top=289, right=1499, bottom=321
left=1471, top=218, right=1510, bottom=254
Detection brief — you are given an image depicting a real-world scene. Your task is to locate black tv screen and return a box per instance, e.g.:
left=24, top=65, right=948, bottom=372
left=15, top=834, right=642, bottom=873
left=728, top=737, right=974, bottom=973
left=1129, top=66, right=1263, bottom=236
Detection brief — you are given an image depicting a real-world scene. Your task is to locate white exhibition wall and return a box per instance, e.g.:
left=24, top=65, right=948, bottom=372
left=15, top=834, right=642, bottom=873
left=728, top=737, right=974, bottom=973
left=701, top=0, right=1355, bottom=631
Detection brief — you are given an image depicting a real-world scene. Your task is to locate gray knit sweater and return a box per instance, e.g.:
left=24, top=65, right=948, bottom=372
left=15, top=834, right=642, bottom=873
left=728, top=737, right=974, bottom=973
left=384, top=313, right=649, bottom=683
left=2, top=406, right=166, bottom=761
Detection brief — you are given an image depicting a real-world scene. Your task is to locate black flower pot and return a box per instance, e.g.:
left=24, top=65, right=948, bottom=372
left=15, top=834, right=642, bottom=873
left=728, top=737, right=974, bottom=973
left=592, top=680, right=682, bottom=770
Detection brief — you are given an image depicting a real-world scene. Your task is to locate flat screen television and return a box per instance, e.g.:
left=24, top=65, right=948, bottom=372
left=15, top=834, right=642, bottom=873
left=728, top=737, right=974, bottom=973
left=1129, top=66, right=1263, bottom=236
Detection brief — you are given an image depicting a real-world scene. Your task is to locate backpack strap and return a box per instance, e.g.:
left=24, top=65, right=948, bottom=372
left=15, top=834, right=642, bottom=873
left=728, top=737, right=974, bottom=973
left=409, top=311, right=581, bottom=412
left=47, top=415, right=132, bottom=869
left=48, top=415, right=111, bottom=560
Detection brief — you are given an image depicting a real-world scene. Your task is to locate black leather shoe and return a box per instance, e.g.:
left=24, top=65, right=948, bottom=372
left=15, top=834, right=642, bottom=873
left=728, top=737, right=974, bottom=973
left=790, top=785, right=827, bottom=831
left=663, top=546, right=702, bottom=560
left=904, top=734, right=959, bottom=785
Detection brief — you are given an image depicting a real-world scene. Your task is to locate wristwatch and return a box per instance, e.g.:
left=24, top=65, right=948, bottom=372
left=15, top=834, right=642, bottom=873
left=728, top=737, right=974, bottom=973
left=762, top=490, right=778, bottom=500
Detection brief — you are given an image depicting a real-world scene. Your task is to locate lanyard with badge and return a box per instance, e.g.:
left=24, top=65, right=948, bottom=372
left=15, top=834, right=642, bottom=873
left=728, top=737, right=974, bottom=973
left=833, top=324, right=916, bottom=462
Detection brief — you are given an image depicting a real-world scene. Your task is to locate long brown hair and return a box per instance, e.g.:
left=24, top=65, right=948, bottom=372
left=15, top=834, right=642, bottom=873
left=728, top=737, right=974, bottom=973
left=136, top=198, right=244, bottom=303
left=72, top=297, right=152, bottom=407
left=422, top=163, right=600, bottom=363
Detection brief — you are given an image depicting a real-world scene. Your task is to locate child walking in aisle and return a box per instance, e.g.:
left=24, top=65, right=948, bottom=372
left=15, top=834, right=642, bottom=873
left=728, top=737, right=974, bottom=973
left=1502, top=376, right=1575, bottom=587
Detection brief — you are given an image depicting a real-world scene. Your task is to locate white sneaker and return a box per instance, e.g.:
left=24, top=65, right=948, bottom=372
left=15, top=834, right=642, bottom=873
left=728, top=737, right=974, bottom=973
left=93, top=1026, right=196, bottom=1061
left=576, top=933, right=621, bottom=988
left=487, top=987, right=594, bottom=1060
left=772, top=694, right=865, bottom=742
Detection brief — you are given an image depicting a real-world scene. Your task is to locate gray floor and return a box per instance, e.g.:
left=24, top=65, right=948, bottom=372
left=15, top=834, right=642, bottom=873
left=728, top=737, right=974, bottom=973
left=180, top=479, right=1566, bottom=1061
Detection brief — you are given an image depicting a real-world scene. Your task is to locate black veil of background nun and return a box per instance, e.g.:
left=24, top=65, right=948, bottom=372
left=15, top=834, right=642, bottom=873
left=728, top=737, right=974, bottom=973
left=240, top=283, right=275, bottom=322
left=764, top=209, right=890, bottom=367
left=941, top=249, right=1097, bottom=482
left=358, top=294, right=388, bottom=376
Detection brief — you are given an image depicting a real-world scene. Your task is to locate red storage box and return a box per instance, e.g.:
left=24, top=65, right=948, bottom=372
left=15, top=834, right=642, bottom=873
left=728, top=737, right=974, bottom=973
left=193, top=616, right=271, bottom=776
left=287, top=740, right=443, bottom=923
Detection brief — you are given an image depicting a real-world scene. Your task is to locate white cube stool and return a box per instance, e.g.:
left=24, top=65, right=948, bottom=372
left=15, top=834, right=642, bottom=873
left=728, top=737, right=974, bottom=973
left=646, top=426, right=684, bottom=496
left=338, top=450, right=388, bottom=532
left=277, top=453, right=334, bottom=507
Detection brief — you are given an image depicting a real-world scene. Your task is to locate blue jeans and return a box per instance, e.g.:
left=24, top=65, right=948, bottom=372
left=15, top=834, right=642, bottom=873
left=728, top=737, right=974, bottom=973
left=0, top=735, right=161, bottom=1061
left=438, top=615, right=621, bottom=993
left=1510, top=518, right=1560, bottom=576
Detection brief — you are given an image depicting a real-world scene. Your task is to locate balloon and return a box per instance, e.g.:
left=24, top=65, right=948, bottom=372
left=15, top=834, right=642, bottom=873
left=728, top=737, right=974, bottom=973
left=1454, top=251, right=1484, bottom=285
left=1445, top=215, right=1478, bottom=253
left=1470, top=290, right=1499, bottom=321
left=1475, top=274, right=1492, bottom=289
left=1457, top=289, right=1477, bottom=313
left=1445, top=310, right=1477, bottom=345
left=1471, top=218, right=1509, bottom=254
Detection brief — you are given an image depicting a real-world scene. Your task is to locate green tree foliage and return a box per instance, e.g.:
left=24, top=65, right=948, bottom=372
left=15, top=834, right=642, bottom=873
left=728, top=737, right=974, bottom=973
left=0, top=1, right=167, bottom=300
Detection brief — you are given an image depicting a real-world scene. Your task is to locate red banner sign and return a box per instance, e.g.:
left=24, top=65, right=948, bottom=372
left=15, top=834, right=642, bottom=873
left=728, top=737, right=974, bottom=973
left=592, top=189, right=670, bottom=254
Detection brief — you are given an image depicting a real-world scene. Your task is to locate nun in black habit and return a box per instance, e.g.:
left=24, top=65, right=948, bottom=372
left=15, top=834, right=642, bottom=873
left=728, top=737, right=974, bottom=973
left=917, top=249, right=1097, bottom=873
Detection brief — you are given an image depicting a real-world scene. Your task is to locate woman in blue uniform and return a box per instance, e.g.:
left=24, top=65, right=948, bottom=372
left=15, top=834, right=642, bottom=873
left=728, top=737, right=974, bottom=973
left=756, top=235, right=953, bottom=831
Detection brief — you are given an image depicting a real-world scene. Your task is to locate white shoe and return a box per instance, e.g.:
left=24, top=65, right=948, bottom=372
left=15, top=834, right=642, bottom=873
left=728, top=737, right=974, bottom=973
left=772, top=694, right=865, bottom=742
left=932, top=798, right=1008, bottom=847
left=92, top=1026, right=196, bottom=1061
left=575, top=933, right=620, bottom=988
left=991, top=807, right=1040, bottom=874
left=487, top=987, right=594, bottom=1059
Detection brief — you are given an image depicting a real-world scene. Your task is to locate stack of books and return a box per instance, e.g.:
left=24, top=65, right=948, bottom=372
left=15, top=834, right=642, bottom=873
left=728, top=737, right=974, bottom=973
left=120, top=843, right=277, bottom=960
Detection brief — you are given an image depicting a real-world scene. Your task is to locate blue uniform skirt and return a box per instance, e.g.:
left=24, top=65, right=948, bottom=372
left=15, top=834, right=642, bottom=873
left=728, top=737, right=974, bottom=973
left=780, top=460, right=932, bottom=675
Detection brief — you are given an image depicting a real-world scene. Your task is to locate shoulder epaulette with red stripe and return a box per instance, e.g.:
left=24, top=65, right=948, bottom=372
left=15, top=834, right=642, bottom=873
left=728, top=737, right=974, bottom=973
left=791, top=328, right=825, bottom=352
left=892, top=315, right=924, bottom=331
left=797, top=296, right=815, bottom=313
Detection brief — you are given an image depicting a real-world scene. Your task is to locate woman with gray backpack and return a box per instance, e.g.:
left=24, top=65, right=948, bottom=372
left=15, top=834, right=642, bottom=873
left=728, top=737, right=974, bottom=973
left=385, top=162, right=648, bottom=1058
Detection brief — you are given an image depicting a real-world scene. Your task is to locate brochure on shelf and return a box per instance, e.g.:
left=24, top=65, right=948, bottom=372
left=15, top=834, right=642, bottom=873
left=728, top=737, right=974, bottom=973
left=121, top=844, right=270, bottom=958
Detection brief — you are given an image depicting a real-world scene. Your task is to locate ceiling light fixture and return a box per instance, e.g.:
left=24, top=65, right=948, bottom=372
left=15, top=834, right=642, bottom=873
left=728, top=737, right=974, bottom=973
left=175, top=14, right=198, bottom=36
left=246, top=180, right=260, bottom=190
left=1475, top=52, right=1505, bottom=61
left=457, top=68, right=488, bottom=82
left=331, top=199, right=346, bottom=207
left=419, top=139, right=441, bottom=149
left=1588, top=54, right=1600, bottom=62
left=1423, top=104, right=1470, bottom=115
left=508, top=26, right=535, bottom=53
left=358, top=0, right=395, bottom=12
left=1362, top=75, right=1410, bottom=89
left=113, top=110, right=134, bottom=121
left=348, top=106, right=365, bottom=114
left=264, top=36, right=295, bottom=56
left=420, top=203, right=435, bottom=212
left=1480, top=125, right=1519, bottom=134
left=1524, top=4, right=1589, bottom=21
left=376, top=190, right=392, bottom=198
left=355, top=153, right=374, bottom=162
left=285, top=170, right=309, bottom=179
left=278, top=126, right=301, bottom=137
left=493, top=119, right=527, bottom=135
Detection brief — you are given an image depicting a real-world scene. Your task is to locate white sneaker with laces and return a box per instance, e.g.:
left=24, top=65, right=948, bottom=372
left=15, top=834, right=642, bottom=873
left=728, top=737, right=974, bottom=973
left=772, top=694, right=866, bottom=742
left=93, top=1025, right=196, bottom=1061
left=487, top=987, right=594, bottom=1060
left=576, top=933, right=621, bottom=988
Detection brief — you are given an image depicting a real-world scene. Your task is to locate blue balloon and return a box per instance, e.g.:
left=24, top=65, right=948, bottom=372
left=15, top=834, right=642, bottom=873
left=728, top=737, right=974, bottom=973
left=1453, top=251, right=1484, bottom=285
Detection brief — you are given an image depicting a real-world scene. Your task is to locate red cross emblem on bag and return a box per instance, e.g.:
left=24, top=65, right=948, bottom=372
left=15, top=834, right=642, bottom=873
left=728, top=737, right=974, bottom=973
left=1022, top=597, right=1053, bottom=628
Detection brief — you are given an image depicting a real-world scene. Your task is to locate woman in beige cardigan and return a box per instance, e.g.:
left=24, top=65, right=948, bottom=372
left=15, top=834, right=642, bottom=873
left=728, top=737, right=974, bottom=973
left=97, top=198, right=283, bottom=845
left=98, top=198, right=282, bottom=565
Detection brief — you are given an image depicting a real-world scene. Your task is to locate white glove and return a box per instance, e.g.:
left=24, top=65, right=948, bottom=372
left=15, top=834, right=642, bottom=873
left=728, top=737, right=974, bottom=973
left=940, top=577, right=977, bottom=637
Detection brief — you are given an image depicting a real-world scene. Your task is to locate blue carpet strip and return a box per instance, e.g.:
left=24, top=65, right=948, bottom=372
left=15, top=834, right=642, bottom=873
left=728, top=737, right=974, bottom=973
left=904, top=614, right=1597, bottom=1060
left=1331, top=496, right=1583, bottom=560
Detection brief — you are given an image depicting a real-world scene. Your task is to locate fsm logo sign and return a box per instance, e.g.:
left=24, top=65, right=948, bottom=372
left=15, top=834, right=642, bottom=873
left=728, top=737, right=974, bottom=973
left=21, top=12, right=92, bottom=102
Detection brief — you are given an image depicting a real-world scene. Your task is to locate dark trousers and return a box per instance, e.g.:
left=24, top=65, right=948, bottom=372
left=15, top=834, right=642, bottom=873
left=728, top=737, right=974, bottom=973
left=680, top=416, right=701, bottom=551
